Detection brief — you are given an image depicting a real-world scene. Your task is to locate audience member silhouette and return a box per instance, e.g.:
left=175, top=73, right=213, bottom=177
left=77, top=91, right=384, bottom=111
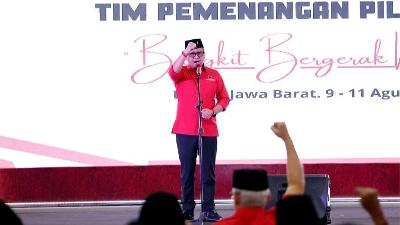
left=127, top=192, right=189, bottom=225
left=0, top=200, right=23, bottom=225
left=276, top=195, right=319, bottom=225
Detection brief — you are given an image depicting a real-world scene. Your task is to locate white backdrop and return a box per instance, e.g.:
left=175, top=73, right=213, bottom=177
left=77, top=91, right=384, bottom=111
left=0, top=0, right=399, bottom=168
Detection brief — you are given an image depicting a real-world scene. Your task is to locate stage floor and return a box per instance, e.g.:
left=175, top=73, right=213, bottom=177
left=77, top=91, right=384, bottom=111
left=13, top=200, right=400, bottom=225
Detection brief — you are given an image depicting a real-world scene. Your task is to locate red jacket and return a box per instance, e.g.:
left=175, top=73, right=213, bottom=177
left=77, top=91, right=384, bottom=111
left=214, top=207, right=277, bottom=225
left=169, top=65, right=230, bottom=137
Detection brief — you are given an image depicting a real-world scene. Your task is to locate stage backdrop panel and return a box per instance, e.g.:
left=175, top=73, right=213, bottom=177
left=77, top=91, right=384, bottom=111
left=0, top=1, right=399, bottom=168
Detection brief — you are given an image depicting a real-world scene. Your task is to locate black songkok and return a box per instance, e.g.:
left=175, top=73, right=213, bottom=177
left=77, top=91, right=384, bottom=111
left=185, top=38, right=204, bottom=49
left=233, top=169, right=269, bottom=191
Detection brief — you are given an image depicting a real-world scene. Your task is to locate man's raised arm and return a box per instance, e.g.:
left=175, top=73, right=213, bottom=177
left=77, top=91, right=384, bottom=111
left=271, top=122, right=305, bottom=196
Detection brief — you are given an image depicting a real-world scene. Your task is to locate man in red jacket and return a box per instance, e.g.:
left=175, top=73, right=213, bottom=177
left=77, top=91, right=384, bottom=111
left=169, top=38, right=230, bottom=222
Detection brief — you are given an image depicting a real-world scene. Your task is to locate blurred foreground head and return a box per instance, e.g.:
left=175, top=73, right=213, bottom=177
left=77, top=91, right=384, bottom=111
left=0, top=200, right=23, bottom=225
left=276, top=195, right=319, bottom=225
left=130, top=192, right=185, bottom=225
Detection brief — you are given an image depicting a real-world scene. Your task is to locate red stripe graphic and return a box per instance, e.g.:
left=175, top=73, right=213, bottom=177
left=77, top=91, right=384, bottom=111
left=0, top=135, right=133, bottom=167
left=0, top=159, right=15, bottom=168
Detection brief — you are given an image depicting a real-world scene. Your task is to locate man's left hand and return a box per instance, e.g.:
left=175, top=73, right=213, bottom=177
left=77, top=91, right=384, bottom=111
left=201, top=108, right=214, bottom=119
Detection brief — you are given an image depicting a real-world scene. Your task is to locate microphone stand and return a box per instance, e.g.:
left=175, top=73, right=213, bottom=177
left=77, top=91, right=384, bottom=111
left=195, top=66, right=205, bottom=224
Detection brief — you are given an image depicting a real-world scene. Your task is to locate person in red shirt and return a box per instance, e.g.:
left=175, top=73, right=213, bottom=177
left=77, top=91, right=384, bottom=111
left=215, top=122, right=306, bottom=225
left=169, top=38, right=230, bottom=222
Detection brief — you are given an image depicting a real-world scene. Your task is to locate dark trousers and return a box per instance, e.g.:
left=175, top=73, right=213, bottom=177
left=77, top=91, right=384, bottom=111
left=176, top=134, right=217, bottom=212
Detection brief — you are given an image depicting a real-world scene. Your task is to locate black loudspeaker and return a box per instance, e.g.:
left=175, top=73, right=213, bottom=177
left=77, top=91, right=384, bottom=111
left=265, top=174, right=331, bottom=225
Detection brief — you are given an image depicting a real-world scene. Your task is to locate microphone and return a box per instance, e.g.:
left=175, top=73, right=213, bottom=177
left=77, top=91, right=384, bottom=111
left=196, top=64, right=202, bottom=77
